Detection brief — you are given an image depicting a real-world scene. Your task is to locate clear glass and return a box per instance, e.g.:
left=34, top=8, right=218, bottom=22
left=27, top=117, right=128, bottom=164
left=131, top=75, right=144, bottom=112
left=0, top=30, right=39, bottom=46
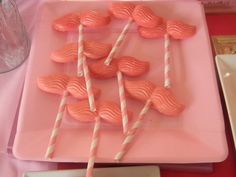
left=0, top=0, right=30, bottom=73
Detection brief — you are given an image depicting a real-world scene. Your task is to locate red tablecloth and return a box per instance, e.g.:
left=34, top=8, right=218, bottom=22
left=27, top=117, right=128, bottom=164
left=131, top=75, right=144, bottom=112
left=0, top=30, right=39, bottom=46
left=206, top=13, right=236, bottom=35
left=58, top=13, right=236, bottom=177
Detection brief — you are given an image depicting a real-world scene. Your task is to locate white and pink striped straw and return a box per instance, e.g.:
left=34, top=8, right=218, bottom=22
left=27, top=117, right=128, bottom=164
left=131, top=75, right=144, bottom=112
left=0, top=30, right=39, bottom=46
left=104, top=18, right=133, bottom=65
left=117, top=71, right=129, bottom=134
left=45, top=24, right=84, bottom=160
left=164, top=33, right=171, bottom=88
left=86, top=116, right=101, bottom=177
left=114, top=99, right=152, bottom=161
left=83, top=56, right=100, bottom=177
left=82, top=56, right=96, bottom=112
left=114, top=34, right=171, bottom=161
left=45, top=90, right=69, bottom=159
left=77, top=24, right=84, bottom=77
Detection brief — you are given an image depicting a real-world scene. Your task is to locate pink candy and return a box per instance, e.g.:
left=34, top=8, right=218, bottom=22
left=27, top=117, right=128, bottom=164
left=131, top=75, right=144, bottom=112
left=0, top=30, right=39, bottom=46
left=109, top=2, right=135, bottom=19
left=80, top=10, right=111, bottom=28
left=138, top=22, right=167, bottom=39
left=124, top=79, right=184, bottom=116
left=118, top=56, right=149, bottom=77
left=88, top=56, right=150, bottom=79
left=89, top=59, right=119, bottom=79
left=132, top=5, right=162, bottom=28
left=51, top=41, right=112, bottom=63
left=167, top=20, right=196, bottom=40
left=67, top=100, right=133, bottom=125
left=37, top=74, right=70, bottom=95
left=67, top=77, right=100, bottom=99
left=67, top=101, right=97, bottom=122
left=124, top=80, right=156, bottom=102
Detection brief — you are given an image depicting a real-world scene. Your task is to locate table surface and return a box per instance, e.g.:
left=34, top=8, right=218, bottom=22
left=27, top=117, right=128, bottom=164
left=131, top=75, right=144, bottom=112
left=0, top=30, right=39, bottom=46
left=56, top=13, right=236, bottom=177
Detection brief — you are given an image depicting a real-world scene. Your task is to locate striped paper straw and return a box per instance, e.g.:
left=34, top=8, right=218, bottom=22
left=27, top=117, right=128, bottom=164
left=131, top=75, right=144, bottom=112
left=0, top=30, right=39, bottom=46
left=45, top=90, right=69, bottom=159
left=82, top=56, right=96, bottom=112
left=77, top=24, right=84, bottom=77
left=164, top=33, right=171, bottom=88
left=114, top=99, right=152, bottom=161
left=117, top=71, right=129, bottom=134
left=86, top=116, right=101, bottom=177
left=104, top=18, right=133, bottom=65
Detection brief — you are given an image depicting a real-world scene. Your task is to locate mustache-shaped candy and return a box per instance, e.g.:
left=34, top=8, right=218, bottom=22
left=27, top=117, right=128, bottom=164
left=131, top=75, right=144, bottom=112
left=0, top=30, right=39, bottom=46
left=67, top=100, right=132, bottom=125
left=51, top=41, right=112, bottom=63
left=167, top=20, right=196, bottom=40
left=132, top=5, right=162, bottom=28
left=37, top=74, right=70, bottom=95
left=124, top=79, right=184, bottom=116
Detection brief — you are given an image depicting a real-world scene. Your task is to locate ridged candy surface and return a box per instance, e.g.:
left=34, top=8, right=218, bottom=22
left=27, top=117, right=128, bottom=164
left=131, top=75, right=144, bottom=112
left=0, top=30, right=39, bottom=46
left=124, top=80, right=156, bottom=102
left=67, top=101, right=97, bottom=122
left=85, top=40, right=112, bottom=60
left=80, top=10, right=111, bottom=28
left=51, top=41, right=112, bottom=63
left=132, top=5, right=162, bottom=28
left=37, top=74, right=70, bottom=95
left=138, top=22, right=166, bottom=39
left=89, top=59, right=118, bottom=79
left=67, top=77, right=100, bottom=99
left=68, top=101, right=132, bottom=125
left=118, top=56, right=149, bottom=77
left=151, top=87, right=184, bottom=116
left=98, top=101, right=127, bottom=125
left=109, top=2, right=135, bottom=19
left=167, top=20, right=196, bottom=40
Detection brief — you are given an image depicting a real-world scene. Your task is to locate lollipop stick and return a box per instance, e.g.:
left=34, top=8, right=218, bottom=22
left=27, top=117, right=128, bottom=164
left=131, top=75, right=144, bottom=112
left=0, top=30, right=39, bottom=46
left=104, top=18, right=133, bottom=65
left=86, top=116, right=101, bottom=177
left=114, top=99, right=152, bottom=161
left=77, top=24, right=84, bottom=77
left=82, top=56, right=96, bottom=112
left=117, top=71, right=129, bottom=134
left=164, top=33, right=171, bottom=88
left=45, top=90, right=69, bottom=159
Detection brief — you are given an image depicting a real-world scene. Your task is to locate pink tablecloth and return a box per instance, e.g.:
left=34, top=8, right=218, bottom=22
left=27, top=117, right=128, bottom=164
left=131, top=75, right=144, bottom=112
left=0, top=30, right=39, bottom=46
left=0, top=1, right=57, bottom=176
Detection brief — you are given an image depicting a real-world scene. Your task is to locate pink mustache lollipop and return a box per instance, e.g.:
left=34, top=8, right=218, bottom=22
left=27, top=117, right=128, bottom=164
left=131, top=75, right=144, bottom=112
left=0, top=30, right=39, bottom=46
left=67, top=100, right=132, bottom=177
left=75, top=10, right=110, bottom=112
left=51, top=40, right=112, bottom=63
left=76, top=12, right=111, bottom=176
left=139, top=20, right=196, bottom=88
left=117, top=57, right=149, bottom=134
left=104, top=3, right=162, bottom=65
left=37, top=74, right=100, bottom=159
left=124, top=80, right=184, bottom=116
left=89, top=56, right=149, bottom=134
left=38, top=74, right=70, bottom=159
left=114, top=79, right=184, bottom=161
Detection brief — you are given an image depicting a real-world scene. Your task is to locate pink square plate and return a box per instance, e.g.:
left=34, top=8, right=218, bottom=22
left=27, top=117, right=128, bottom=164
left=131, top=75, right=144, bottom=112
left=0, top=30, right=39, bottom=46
left=13, top=0, right=228, bottom=163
